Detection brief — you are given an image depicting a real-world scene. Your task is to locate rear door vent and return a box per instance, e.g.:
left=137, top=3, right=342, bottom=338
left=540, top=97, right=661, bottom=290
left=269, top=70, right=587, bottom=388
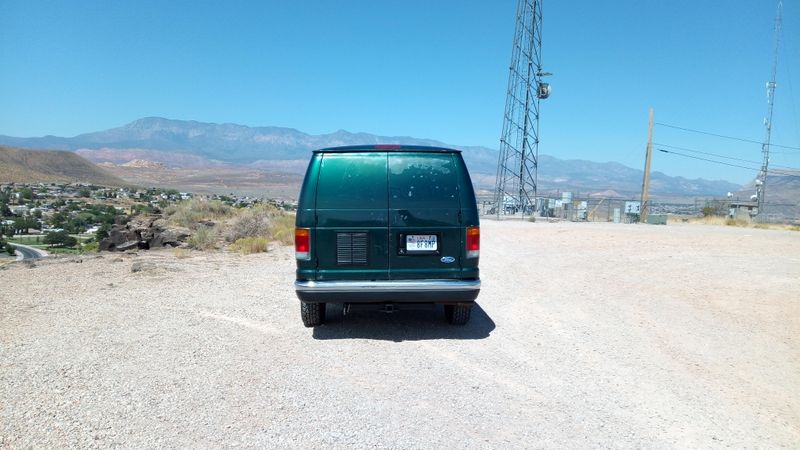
left=336, top=232, right=368, bottom=265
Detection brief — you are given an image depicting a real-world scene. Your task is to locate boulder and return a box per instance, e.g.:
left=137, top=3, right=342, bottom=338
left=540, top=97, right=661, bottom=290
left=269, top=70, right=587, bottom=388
left=127, top=215, right=157, bottom=232
left=115, top=240, right=141, bottom=252
left=150, top=228, right=190, bottom=248
left=100, top=214, right=190, bottom=251
left=99, top=226, right=142, bottom=251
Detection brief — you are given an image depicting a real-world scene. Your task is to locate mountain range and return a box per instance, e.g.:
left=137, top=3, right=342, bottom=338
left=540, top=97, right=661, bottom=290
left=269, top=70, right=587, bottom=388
left=0, top=117, right=745, bottom=197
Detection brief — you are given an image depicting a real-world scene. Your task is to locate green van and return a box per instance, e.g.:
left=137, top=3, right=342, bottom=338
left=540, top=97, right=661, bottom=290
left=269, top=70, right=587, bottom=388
left=294, top=145, right=480, bottom=327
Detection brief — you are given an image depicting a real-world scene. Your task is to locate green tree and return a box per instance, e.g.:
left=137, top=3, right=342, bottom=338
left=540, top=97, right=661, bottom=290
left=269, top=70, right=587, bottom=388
left=1, top=224, right=15, bottom=238
left=13, top=217, right=28, bottom=235
left=50, top=212, right=68, bottom=228
left=0, top=187, right=11, bottom=204
left=43, top=230, right=78, bottom=248
left=18, top=187, right=34, bottom=200
left=95, top=223, right=111, bottom=241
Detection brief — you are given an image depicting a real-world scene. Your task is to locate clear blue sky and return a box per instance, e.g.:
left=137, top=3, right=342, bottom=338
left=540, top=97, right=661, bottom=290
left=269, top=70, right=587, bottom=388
left=1, top=0, right=799, bottom=184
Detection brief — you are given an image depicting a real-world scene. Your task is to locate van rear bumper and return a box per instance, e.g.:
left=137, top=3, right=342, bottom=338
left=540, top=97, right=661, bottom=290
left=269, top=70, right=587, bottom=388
left=295, top=279, right=480, bottom=304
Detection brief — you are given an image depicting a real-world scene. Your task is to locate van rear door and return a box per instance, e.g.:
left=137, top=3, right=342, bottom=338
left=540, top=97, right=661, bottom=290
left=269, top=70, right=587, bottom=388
left=314, top=152, right=390, bottom=281
left=388, top=152, right=462, bottom=280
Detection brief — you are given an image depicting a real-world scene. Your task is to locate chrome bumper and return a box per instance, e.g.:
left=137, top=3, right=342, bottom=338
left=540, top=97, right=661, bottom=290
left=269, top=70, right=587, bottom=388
left=294, top=279, right=481, bottom=303
left=295, top=279, right=481, bottom=292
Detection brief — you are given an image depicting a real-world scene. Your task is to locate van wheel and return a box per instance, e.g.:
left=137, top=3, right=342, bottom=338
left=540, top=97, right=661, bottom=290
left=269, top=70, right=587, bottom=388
left=444, top=304, right=471, bottom=325
left=301, top=302, right=325, bottom=327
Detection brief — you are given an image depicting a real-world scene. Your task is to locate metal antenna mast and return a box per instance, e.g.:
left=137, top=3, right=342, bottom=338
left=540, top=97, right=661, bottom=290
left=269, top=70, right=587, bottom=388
left=755, top=0, right=782, bottom=217
left=493, top=0, right=550, bottom=216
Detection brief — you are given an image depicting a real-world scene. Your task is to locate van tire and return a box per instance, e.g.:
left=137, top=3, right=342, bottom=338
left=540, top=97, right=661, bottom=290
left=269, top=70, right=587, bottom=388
left=444, top=304, right=471, bottom=325
left=301, top=302, right=325, bottom=327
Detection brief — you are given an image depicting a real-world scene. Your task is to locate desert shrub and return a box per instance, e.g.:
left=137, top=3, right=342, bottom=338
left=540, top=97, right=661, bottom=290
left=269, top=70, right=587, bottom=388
left=701, top=206, right=718, bottom=217
left=689, top=215, right=727, bottom=226
left=789, top=225, right=800, bottom=232
left=725, top=218, right=749, bottom=227
left=187, top=225, right=217, bottom=250
left=229, top=236, right=269, bottom=254
left=270, top=213, right=295, bottom=245
left=223, top=205, right=274, bottom=242
left=82, top=242, right=99, bottom=253
left=165, top=199, right=234, bottom=228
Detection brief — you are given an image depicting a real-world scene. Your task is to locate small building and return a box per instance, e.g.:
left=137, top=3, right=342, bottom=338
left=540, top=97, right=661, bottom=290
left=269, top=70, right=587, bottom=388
left=10, top=205, right=29, bottom=215
left=729, top=201, right=758, bottom=219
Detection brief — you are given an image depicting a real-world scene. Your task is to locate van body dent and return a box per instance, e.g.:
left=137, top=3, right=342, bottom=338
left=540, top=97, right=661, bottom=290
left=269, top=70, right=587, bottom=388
left=294, top=145, right=480, bottom=326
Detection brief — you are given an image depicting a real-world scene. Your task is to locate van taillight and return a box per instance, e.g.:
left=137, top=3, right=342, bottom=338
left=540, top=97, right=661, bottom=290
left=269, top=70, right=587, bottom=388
left=466, top=226, right=480, bottom=259
left=295, top=228, right=310, bottom=260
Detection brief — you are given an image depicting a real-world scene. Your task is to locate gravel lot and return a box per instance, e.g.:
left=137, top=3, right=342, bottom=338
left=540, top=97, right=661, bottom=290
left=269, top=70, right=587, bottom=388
left=1, top=220, right=798, bottom=448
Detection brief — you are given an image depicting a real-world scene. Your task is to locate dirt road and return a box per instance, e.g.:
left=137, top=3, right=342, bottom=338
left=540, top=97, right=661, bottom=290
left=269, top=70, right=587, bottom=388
left=1, top=220, right=798, bottom=448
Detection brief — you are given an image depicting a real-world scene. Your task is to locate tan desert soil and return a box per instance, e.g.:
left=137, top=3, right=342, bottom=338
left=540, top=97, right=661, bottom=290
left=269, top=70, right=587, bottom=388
left=1, top=220, right=798, bottom=448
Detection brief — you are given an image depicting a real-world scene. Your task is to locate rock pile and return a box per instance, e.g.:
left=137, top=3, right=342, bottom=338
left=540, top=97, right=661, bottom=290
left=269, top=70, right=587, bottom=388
left=99, top=215, right=190, bottom=252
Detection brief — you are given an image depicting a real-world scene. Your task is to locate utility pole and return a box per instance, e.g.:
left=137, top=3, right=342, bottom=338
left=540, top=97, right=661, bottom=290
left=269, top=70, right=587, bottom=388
left=755, top=1, right=782, bottom=219
left=640, top=108, right=654, bottom=223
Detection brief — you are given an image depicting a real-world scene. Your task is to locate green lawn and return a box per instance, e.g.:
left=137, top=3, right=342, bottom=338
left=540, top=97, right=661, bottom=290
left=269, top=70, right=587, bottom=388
left=7, top=236, right=46, bottom=247
left=7, top=234, right=96, bottom=253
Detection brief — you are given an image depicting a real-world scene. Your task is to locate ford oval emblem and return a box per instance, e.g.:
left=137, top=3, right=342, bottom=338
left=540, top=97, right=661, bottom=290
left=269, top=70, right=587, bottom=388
left=440, top=256, right=456, bottom=264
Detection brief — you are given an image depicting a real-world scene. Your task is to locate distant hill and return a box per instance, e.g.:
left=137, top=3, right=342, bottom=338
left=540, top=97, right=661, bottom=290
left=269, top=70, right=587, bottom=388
left=0, top=117, right=742, bottom=197
left=0, top=146, right=125, bottom=185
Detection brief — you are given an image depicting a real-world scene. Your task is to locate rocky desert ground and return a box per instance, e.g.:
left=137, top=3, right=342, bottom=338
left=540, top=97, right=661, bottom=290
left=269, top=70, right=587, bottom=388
left=1, top=219, right=798, bottom=448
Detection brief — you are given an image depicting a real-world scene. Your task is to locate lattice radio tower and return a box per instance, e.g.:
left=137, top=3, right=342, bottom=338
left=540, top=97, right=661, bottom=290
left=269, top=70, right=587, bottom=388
left=493, top=0, right=550, bottom=216
left=755, top=0, right=783, bottom=218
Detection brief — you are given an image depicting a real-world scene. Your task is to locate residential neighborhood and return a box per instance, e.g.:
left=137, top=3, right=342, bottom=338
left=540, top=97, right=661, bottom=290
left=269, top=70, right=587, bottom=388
left=0, top=182, right=293, bottom=256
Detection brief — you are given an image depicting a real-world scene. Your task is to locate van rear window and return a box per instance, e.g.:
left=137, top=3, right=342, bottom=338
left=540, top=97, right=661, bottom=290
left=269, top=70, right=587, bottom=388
left=389, top=154, right=459, bottom=208
left=317, top=153, right=388, bottom=209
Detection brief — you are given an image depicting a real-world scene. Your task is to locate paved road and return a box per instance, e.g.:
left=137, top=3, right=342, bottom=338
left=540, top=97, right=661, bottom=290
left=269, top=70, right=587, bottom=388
left=9, top=243, right=48, bottom=261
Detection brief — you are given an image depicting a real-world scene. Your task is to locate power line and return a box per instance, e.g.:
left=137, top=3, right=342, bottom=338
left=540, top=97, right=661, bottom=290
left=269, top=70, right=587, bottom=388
left=655, top=142, right=800, bottom=171
left=655, top=122, right=800, bottom=150
left=657, top=148, right=799, bottom=176
left=653, top=143, right=762, bottom=164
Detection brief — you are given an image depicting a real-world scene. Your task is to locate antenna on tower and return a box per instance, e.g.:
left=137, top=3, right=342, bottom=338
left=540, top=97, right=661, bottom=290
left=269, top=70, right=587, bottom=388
left=755, top=0, right=782, bottom=219
left=492, top=0, right=550, bottom=217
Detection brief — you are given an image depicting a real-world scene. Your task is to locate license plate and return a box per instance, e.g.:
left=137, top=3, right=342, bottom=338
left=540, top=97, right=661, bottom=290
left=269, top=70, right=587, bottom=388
left=406, top=234, right=437, bottom=252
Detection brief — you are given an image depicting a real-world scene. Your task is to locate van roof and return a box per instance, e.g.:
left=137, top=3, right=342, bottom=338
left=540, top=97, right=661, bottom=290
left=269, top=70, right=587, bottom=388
left=314, top=145, right=461, bottom=154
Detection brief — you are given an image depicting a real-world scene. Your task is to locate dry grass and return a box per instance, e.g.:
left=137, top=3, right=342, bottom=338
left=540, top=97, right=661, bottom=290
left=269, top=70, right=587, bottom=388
left=725, top=218, right=751, bottom=227
left=223, top=205, right=276, bottom=243
left=164, top=199, right=234, bottom=229
left=229, top=236, right=269, bottom=255
left=270, top=213, right=295, bottom=245
left=82, top=242, right=99, bottom=253
left=688, top=216, right=738, bottom=226
left=687, top=215, right=799, bottom=231
left=187, top=225, right=217, bottom=250
left=162, top=200, right=295, bottom=251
